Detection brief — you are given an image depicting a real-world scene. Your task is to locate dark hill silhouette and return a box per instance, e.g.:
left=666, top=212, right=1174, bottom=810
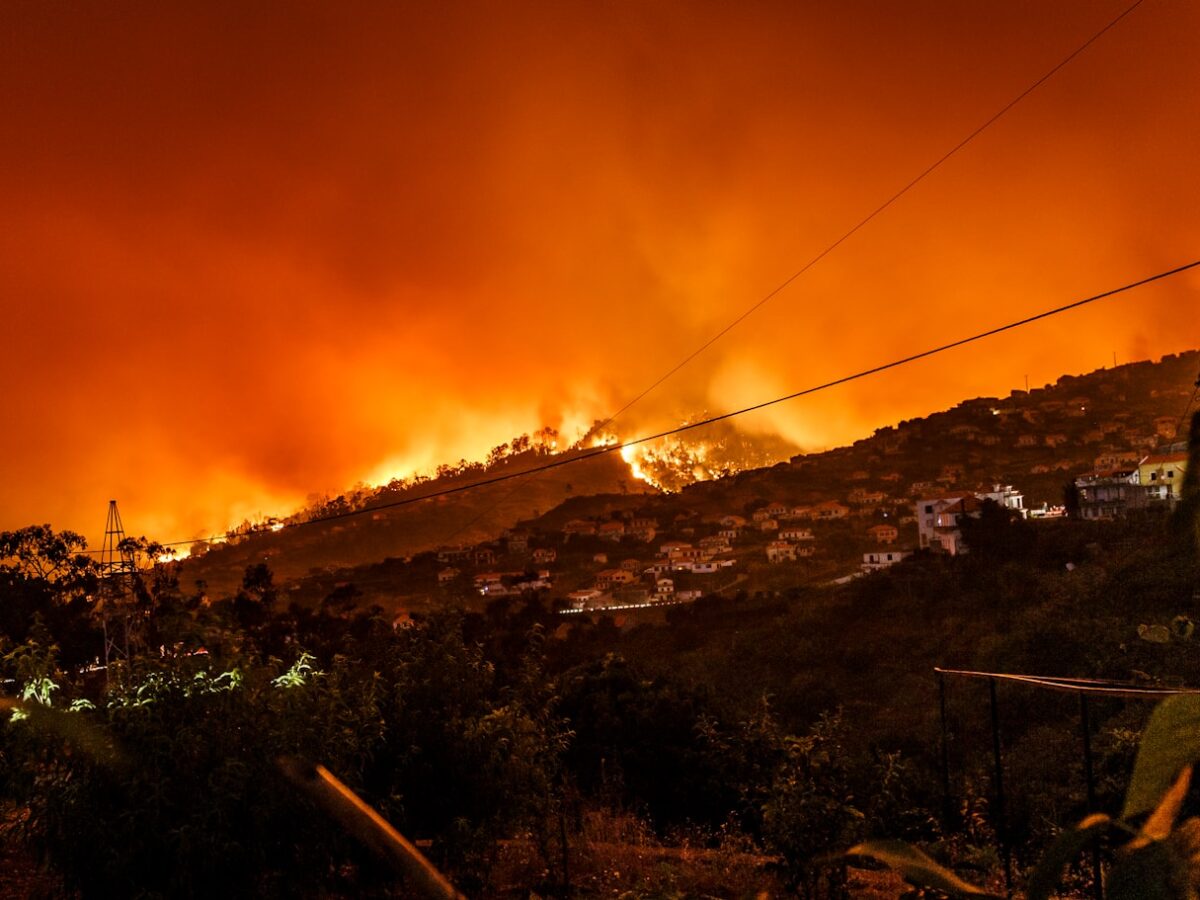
left=176, top=446, right=655, bottom=597
left=181, top=349, right=1200, bottom=602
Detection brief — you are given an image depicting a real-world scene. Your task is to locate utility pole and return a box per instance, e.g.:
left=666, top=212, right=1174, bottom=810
left=96, top=500, right=137, bottom=680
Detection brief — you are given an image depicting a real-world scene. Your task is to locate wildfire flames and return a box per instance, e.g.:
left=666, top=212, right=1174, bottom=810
left=620, top=419, right=799, bottom=492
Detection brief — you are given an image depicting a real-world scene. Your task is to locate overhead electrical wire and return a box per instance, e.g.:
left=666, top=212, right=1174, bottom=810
left=428, top=0, right=1149, bottom=550
left=72, top=0, right=1157, bottom=558
left=594, top=0, right=1148, bottom=432
left=100, top=257, right=1198, bottom=554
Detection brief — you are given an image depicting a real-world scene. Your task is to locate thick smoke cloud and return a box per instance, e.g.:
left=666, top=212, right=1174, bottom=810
left=2, top=0, right=1198, bottom=544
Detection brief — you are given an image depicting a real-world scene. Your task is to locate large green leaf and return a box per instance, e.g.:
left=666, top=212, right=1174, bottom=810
left=1124, top=695, right=1200, bottom=819
left=1139, top=765, right=1192, bottom=844
left=847, top=839, right=1000, bottom=898
left=1026, top=813, right=1112, bottom=900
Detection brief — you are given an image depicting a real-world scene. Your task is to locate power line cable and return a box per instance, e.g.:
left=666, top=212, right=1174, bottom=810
left=427, top=0, right=1150, bottom=552
left=110, top=257, right=1196, bottom=554
left=594, top=0, right=1148, bottom=431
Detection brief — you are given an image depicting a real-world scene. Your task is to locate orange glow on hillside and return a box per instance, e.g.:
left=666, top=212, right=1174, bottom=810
left=2, top=1, right=1199, bottom=546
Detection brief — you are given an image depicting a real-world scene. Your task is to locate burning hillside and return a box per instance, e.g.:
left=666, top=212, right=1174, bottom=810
left=618, top=418, right=801, bottom=492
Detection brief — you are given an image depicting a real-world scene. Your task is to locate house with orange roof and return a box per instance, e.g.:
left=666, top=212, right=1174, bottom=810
left=596, top=569, right=636, bottom=589
left=766, top=541, right=796, bottom=563
left=778, top=527, right=814, bottom=542
left=916, top=491, right=979, bottom=555
left=1136, top=451, right=1188, bottom=504
left=868, top=524, right=898, bottom=545
left=813, top=501, right=850, bottom=520
left=598, top=521, right=626, bottom=541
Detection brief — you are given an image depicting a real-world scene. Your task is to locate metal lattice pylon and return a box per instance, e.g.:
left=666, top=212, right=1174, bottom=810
left=96, top=500, right=138, bottom=672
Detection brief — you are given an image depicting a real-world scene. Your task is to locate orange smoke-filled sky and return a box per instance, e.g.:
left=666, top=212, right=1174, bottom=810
left=2, top=0, right=1198, bottom=545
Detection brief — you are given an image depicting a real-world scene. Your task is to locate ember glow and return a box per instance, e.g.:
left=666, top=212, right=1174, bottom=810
left=3, top=1, right=1199, bottom=544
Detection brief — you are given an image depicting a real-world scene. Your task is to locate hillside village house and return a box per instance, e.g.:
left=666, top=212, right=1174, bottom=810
left=1075, top=450, right=1188, bottom=519
left=848, top=487, right=886, bottom=504
left=939, top=464, right=964, bottom=483
left=916, top=491, right=980, bottom=555
left=598, top=521, right=626, bottom=541
left=778, top=527, right=814, bottom=541
left=1095, top=451, right=1140, bottom=471
left=1139, top=451, right=1188, bottom=501
left=628, top=517, right=658, bottom=540
left=915, top=484, right=1026, bottom=554
left=766, top=541, right=796, bottom=563
left=868, top=524, right=898, bottom=544
left=437, top=567, right=459, bottom=583
left=596, top=569, right=636, bottom=589
left=1075, top=470, right=1137, bottom=519
left=813, top=501, right=850, bottom=520
left=567, top=589, right=603, bottom=610
left=1155, top=415, right=1179, bottom=438
left=532, top=548, right=556, bottom=564
left=862, top=549, right=913, bottom=572
left=473, top=571, right=506, bottom=589
left=979, top=484, right=1026, bottom=515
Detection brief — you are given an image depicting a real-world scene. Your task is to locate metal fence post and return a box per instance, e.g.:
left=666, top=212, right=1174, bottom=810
left=988, top=678, right=1012, bottom=898
left=939, top=670, right=953, bottom=830
left=1080, top=693, right=1104, bottom=900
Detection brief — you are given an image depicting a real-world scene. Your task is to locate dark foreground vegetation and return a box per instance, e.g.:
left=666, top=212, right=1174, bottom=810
left=2, top=438, right=1199, bottom=897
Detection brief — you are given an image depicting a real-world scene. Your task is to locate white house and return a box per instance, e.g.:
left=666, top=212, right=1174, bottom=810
left=861, top=549, right=913, bottom=572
